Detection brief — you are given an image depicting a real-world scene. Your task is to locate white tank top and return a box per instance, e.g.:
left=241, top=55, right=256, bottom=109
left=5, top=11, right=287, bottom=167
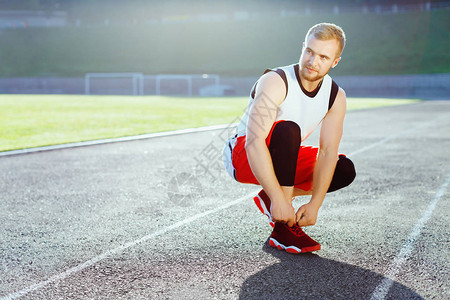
left=236, top=63, right=338, bottom=142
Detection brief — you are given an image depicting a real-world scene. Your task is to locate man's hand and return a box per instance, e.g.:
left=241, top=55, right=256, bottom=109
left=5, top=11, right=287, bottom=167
left=296, top=202, right=320, bottom=227
left=271, top=199, right=296, bottom=227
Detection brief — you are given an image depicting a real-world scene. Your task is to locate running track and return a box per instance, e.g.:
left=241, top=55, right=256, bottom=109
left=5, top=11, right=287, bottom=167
left=1, top=100, right=449, bottom=299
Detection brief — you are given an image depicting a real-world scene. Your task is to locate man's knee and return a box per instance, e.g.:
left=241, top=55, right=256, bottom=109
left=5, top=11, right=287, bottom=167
left=269, top=121, right=301, bottom=147
left=328, top=155, right=356, bottom=192
left=268, top=121, right=301, bottom=186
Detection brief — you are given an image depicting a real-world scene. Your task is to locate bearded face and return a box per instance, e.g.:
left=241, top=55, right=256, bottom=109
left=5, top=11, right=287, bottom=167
left=299, top=35, right=341, bottom=86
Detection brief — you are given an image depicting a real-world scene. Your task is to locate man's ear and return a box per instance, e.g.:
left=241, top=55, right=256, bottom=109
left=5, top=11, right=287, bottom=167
left=332, top=57, right=341, bottom=68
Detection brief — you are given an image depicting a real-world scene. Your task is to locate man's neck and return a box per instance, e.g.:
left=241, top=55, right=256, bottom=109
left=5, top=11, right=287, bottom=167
left=299, top=72, right=325, bottom=93
left=300, top=77, right=322, bottom=92
left=297, top=67, right=324, bottom=92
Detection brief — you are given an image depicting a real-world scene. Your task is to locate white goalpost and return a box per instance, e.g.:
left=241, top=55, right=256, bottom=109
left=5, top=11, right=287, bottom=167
left=85, top=73, right=220, bottom=96
left=85, top=73, right=144, bottom=95
left=153, top=74, right=220, bottom=97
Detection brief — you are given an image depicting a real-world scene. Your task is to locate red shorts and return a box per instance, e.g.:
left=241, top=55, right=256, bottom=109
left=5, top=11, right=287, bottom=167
left=231, top=134, right=318, bottom=191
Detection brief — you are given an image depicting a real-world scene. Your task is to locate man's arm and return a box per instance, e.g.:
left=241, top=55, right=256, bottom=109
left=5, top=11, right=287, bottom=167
left=296, top=88, right=347, bottom=227
left=245, top=72, right=297, bottom=227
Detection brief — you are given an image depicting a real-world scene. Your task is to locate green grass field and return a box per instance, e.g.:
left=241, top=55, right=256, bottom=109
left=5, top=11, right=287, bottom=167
left=0, top=95, right=418, bottom=152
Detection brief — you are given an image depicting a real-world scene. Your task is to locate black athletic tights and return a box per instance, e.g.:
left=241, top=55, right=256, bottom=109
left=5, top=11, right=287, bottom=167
left=268, top=121, right=356, bottom=192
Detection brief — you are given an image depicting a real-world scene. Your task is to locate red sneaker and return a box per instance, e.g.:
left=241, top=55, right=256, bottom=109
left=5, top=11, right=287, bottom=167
left=269, top=222, right=321, bottom=254
left=253, top=190, right=274, bottom=227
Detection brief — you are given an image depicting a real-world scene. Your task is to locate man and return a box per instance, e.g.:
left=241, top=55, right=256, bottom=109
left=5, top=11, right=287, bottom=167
left=223, top=23, right=356, bottom=254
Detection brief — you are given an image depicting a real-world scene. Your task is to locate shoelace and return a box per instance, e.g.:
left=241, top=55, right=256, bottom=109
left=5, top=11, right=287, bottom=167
left=289, top=225, right=306, bottom=237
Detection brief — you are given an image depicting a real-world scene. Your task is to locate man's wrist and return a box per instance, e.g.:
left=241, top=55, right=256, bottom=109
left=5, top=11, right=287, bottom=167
left=272, top=196, right=292, bottom=205
left=308, top=197, right=323, bottom=209
left=266, top=189, right=288, bottom=205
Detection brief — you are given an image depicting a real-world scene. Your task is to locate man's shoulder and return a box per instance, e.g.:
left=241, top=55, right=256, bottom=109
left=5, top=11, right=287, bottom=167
left=337, top=86, right=346, bottom=99
left=329, top=87, right=347, bottom=115
left=259, top=69, right=287, bottom=91
left=254, top=71, right=287, bottom=107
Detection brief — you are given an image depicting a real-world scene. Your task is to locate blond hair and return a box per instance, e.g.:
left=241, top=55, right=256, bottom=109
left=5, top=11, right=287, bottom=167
left=306, top=23, right=346, bottom=57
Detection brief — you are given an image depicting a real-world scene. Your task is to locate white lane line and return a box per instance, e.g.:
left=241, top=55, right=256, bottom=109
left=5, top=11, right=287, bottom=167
left=347, top=118, right=437, bottom=157
left=370, top=172, right=450, bottom=300
left=0, top=190, right=259, bottom=300
left=348, top=112, right=449, bottom=157
left=0, top=123, right=238, bottom=157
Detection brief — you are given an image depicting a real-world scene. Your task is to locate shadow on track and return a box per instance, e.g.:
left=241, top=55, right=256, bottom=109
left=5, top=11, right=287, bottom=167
left=239, top=240, right=423, bottom=300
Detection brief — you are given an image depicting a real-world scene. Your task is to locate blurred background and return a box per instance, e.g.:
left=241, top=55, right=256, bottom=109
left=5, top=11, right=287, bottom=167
left=0, top=0, right=449, bottom=98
